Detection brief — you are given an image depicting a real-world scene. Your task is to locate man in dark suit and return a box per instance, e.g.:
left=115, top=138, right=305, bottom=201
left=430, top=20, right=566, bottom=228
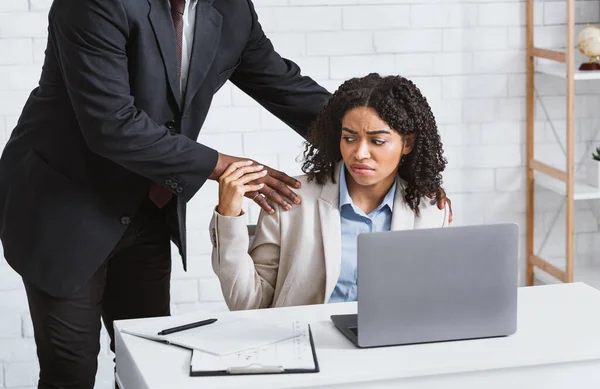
left=0, top=0, right=450, bottom=387
left=0, top=0, right=332, bottom=387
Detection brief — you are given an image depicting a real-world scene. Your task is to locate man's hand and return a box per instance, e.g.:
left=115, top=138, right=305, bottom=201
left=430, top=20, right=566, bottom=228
left=210, top=153, right=301, bottom=214
left=428, top=188, right=453, bottom=224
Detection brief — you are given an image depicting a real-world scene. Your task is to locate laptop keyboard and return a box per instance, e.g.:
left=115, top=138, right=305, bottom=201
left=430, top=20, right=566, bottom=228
left=349, top=327, right=358, bottom=336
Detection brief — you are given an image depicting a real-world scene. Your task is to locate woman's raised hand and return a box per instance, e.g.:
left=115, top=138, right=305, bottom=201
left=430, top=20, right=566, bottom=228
left=217, top=161, right=267, bottom=217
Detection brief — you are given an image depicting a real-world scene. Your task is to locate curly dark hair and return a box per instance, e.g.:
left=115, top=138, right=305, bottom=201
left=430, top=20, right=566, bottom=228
left=301, top=73, right=447, bottom=215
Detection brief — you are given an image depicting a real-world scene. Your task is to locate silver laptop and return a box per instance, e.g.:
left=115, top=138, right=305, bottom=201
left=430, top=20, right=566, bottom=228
left=331, top=223, right=519, bottom=348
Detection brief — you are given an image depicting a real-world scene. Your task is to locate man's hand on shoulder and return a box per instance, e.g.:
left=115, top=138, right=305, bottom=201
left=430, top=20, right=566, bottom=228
left=210, top=153, right=302, bottom=215
left=427, top=188, right=453, bottom=224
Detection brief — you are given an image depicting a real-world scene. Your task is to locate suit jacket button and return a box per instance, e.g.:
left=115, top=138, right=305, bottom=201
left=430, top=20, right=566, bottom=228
left=170, top=183, right=178, bottom=189
left=165, top=120, right=176, bottom=130
left=176, top=187, right=183, bottom=194
left=120, top=216, right=131, bottom=225
left=165, top=179, right=173, bottom=186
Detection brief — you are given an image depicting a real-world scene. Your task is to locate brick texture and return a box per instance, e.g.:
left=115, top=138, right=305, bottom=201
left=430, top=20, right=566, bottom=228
left=1, top=1, right=598, bottom=388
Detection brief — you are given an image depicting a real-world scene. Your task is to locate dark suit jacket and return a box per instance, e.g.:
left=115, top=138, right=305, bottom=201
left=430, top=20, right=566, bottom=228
left=0, top=0, right=331, bottom=297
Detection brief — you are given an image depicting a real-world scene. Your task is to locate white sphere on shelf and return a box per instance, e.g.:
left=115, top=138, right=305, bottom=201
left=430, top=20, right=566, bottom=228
left=577, top=25, right=600, bottom=59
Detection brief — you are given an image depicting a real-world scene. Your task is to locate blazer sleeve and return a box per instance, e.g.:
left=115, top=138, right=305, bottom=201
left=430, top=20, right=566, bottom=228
left=210, top=207, right=282, bottom=311
left=414, top=198, right=449, bottom=229
left=229, top=0, right=332, bottom=139
left=47, top=0, right=216, bottom=202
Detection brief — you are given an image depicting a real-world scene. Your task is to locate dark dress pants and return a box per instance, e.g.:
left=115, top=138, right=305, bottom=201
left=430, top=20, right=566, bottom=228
left=23, top=198, right=173, bottom=389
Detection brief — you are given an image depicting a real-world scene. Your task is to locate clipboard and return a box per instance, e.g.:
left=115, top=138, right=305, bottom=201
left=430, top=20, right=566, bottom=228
left=189, top=324, right=320, bottom=376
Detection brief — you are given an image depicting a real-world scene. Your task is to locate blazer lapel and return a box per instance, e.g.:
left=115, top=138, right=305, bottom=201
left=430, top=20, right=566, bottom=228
left=182, top=0, right=223, bottom=113
left=318, top=164, right=343, bottom=303
left=147, top=0, right=181, bottom=111
left=391, top=180, right=415, bottom=231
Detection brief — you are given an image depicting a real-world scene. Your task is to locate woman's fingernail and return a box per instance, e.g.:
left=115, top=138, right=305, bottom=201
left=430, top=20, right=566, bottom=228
left=257, top=165, right=263, bottom=169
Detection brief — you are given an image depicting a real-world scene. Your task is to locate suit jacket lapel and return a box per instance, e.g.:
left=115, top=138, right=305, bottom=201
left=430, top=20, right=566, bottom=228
left=182, top=0, right=223, bottom=113
left=391, top=180, right=415, bottom=230
left=318, top=164, right=343, bottom=303
left=147, top=0, right=181, bottom=111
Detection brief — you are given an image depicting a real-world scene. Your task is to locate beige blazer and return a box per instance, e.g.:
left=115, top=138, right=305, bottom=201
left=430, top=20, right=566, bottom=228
left=209, top=164, right=448, bottom=311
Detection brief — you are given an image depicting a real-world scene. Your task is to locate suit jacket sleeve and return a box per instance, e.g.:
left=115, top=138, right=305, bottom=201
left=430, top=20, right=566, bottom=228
left=210, top=207, right=282, bottom=311
left=48, top=0, right=216, bottom=202
left=230, top=0, right=332, bottom=139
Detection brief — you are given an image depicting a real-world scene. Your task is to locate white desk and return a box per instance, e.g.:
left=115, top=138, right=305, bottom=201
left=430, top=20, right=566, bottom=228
left=115, top=283, right=600, bottom=389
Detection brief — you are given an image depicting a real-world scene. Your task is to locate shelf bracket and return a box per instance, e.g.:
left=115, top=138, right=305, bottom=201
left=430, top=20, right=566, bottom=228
left=531, top=48, right=566, bottom=63
left=530, top=255, right=567, bottom=282
left=530, top=160, right=567, bottom=181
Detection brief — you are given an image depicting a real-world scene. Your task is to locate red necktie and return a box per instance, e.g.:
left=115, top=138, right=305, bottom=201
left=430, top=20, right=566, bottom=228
left=170, top=0, right=185, bottom=79
left=149, top=0, right=186, bottom=208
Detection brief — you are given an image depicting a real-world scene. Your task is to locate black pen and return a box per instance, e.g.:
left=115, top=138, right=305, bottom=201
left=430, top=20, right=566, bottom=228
left=157, top=318, right=218, bottom=336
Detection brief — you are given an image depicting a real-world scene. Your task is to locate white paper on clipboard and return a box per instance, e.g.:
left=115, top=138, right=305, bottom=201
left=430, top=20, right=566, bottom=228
left=190, top=321, right=315, bottom=374
left=121, top=312, right=300, bottom=356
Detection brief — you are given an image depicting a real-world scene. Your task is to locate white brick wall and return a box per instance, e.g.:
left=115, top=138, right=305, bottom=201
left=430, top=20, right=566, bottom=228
left=1, top=0, right=600, bottom=388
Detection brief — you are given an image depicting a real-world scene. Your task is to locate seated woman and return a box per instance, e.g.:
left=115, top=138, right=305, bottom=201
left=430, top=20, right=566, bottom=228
left=210, top=73, right=449, bottom=311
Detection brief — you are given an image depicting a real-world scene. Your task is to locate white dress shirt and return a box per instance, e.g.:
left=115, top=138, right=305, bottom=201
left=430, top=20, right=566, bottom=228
left=181, top=0, right=197, bottom=100
left=169, top=0, right=198, bottom=101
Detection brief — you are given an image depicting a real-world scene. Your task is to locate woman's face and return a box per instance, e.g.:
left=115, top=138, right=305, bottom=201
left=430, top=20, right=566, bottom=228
left=339, top=106, right=412, bottom=188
